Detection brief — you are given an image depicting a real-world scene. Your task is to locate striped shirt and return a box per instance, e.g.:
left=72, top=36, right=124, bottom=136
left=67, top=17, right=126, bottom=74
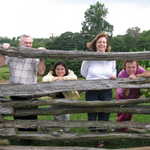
left=6, top=57, right=39, bottom=84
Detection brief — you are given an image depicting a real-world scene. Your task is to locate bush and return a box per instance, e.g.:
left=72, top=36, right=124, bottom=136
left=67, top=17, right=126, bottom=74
left=0, top=66, right=9, bottom=81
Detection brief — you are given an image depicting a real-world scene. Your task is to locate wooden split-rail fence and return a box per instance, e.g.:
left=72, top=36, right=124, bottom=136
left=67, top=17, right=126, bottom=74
left=0, top=46, right=150, bottom=150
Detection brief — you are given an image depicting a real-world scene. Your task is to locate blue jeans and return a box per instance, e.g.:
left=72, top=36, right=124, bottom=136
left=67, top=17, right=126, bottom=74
left=54, top=92, right=70, bottom=121
left=85, top=90, right=112, bottom=121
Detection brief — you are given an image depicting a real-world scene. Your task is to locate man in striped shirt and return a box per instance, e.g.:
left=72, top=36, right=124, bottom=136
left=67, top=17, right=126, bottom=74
left=0, top=35, right=46, bottom=131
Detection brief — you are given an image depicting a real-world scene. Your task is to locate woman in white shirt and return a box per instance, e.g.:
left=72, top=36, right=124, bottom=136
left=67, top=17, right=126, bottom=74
left=80, top=32, right=117, bottom=133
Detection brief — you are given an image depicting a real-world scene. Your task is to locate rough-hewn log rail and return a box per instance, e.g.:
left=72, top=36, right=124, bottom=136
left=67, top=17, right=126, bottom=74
left=0, top=105, right=12, bottom=114
left=0, top=146, right=110, bottom=150
left=1, top=46, right=150, bottom=60
left=0, top=120, right=150, bottom=131
left=1, top=146, right=150, bottom=150
left=1, top=104, right=150, bottom=116
left=0, top=78, right=150, bottom=97
left=0, top=97, right=149, bottom=108
left=0, top=105, right=149, bottom=115
left=14, top=105, right=150, bottom=116
left=2, top=133, right=150, bottom=141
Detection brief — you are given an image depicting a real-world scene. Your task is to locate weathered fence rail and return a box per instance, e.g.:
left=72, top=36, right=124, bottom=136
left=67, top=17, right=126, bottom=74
left=2, top=146, right=150, bottom=150
left=0, top=47, right=150, bottom=149
left=1, top=105, right=149, bottom=117
left=0, top=98, right=150, bottom=116
left=0, top=97, right=150, bottom=107
left=1, top=45, right=150, bottom=60
left=2, top=133, right=150, bottom=141
left=0, top=120, right=149, bottom=131
left=0, top=78, right=150, bottom=96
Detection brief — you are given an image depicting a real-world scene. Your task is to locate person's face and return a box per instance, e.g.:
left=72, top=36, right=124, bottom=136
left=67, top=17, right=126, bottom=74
left=55, top=65, right=66, bottom=77
left=20, top=37, right=33, bottom=48
left=96, top=37, right=107, bottom=52
left=125, top=61, right=137, bottom=75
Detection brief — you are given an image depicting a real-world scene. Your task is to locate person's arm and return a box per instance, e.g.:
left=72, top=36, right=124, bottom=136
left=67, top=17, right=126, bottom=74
left=0, top=43, right=10, bottom=67
left=138, top=66, right=146, bottom=73
left=0, top=55, right=6, bottom=67
left=136, top=71, right=150, bottom=78
left=116, top=70, right=130, bottom=99
left=38, top=58, right=46, bottom=75
left=80, top=61, right=89, bottom=78
left=42, top=71, right=55, bottom=82
left=110, top=61, right=117, bottom=79
left=63, top=70, right=77, bottom=80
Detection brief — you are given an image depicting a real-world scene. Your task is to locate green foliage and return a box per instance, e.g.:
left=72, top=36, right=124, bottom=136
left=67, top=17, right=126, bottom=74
left=0, top=36, right=18, bottom=47
left=33, top=38, right=50, bottom=48
left=45, top=36, right=59, bottom=50
left=137, top=30, right=150, bottom=51
left=111, top=27, right=141, bottom=52
left=0, top=66, right=9, bottom=81
left=0, top=37, right=11, bottom=45
left=140, top=66, right=150, bottom=97
left=81, top=1, right=113, bottom=38
left=111, top=35, right=127, bottom=52
left=46, top=32, right=86, bottom=51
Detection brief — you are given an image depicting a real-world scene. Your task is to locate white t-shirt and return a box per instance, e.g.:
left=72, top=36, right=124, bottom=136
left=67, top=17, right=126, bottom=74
left=80, top=61, right=116, bottom=80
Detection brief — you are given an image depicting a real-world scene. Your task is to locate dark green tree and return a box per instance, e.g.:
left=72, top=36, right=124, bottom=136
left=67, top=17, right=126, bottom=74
left=124, top=27, right=141, bottom=52
left=111, top=35, right=126, bottom=52
left=46, top=32, right=85, bottom=51
left=33, top=38, right=49, bottom=48
left=126, top=27, right=140, bottom=38
left=137, top=30, right=150, bottom=51
left=81, top=1, right=113, bottom=39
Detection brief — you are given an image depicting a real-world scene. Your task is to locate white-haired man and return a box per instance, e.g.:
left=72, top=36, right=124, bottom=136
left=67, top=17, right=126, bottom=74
left=0, top=35, right=46, bottom=131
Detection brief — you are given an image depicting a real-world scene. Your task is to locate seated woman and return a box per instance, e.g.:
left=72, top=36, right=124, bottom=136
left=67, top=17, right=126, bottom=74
left=42, top=61, right=79, bottom=132
left=116, top=60, right=145, bottom=131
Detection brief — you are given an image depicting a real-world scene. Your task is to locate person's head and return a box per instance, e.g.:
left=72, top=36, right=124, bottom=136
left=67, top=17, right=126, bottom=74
left=19, top=34, right=33, bottom=48
left=52, top=61, right=69, bottom=77
left=124, top=60, right=139, bottom=75
left=86, top=32, right=111, bottom=52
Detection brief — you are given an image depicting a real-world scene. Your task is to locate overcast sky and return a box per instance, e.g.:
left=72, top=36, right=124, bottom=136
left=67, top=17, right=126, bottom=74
left=0, top=0, right=150, bottom=38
